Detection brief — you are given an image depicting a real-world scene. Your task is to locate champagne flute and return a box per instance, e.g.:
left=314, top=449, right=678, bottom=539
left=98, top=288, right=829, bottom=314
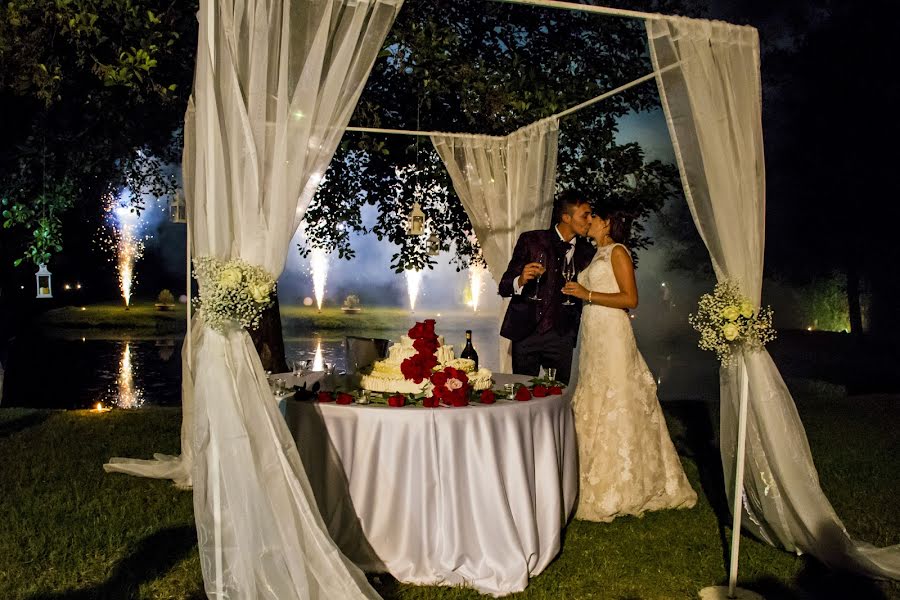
left=528, top=250, right=545, bottom=301
left=561, top=259, right=575, bottom=306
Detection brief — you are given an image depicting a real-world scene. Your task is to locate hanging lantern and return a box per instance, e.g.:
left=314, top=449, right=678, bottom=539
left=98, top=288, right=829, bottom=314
left=426, top=231, right=441, bottom=256
left=169, top=190, right=187, bottom=224
left=406, top=201, right=425, bottom=236
left=35, top=264, right=53, bottom=299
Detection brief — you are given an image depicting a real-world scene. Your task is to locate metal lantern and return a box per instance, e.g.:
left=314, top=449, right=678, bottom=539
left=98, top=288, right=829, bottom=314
left=169, top=190, right=187, bottom=224
left=406, top=201, right=425, bottom=236
left=426, top=231, right=441, bottom=256
left=35, top=264, right=53, bottom=299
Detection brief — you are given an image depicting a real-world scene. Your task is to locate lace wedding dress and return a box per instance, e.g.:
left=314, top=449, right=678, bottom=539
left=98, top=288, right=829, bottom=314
left=572, top=243, right=697, bottom=522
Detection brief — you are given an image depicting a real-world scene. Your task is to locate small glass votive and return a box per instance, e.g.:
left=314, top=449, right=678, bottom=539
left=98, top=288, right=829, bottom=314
left=357, top=389, right=370, bottom=405
left=503, top=382, right=515, bottom=399
left=546, top=367, right=557, bottom=382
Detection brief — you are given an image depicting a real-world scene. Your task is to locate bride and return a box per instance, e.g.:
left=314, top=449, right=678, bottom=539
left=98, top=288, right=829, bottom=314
left=561, top=204, right=697, bottom=522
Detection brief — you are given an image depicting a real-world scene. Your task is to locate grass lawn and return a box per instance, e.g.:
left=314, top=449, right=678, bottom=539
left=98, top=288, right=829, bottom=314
left=36, top=301, right=187, bottom=339
left=35, top=303, right=496, bottom=341
left=1, top=386, right=897, bottom=599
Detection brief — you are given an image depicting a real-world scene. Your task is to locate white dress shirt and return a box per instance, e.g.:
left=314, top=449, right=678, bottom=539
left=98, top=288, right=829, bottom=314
left=512, top=225, right=575, bottom=295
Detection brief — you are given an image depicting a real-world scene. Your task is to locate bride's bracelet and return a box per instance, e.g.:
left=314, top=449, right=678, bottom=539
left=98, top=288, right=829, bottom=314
left=588, top=291, right=593, bottom=304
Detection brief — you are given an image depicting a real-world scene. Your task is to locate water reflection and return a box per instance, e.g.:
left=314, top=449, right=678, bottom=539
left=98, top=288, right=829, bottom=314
left=2, top=331, right=717, bottom=410
left=312, top=339, right=324, bottom=372
left=114, top=342, right=144, bottom=409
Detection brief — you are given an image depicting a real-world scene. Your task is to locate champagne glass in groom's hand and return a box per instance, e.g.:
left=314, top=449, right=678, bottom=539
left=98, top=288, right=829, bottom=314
left=528, top=250, right=545, bottom=301
left=561, top=258, right=575, bottom=306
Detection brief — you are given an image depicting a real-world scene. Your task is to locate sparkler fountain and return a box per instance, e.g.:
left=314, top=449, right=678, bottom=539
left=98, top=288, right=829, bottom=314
left=405, top=269, right=422, bottom=312
left=100, top=192, right=149, bottom=309
left=310, top=248, right=328, bottom=312
left=468, top=264, right=487, bottom=312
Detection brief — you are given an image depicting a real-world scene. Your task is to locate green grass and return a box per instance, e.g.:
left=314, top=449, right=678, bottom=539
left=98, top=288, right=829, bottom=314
left=35, top=303, right=496, bottom=341
left=279, top=305, right=499, bottom=340
left=36, top=301, right=187, bottom=339
left=1, top=389, right=898, bottom=599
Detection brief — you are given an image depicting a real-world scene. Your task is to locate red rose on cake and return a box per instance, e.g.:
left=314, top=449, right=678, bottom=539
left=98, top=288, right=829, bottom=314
left=430, top=366, right=470, bottom=407
left=401, top=320, right=441, bottom=383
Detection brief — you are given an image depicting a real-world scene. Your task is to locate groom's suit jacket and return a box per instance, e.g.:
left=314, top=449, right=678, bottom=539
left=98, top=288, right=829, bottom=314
left=499, top=228, right=595, bottom=343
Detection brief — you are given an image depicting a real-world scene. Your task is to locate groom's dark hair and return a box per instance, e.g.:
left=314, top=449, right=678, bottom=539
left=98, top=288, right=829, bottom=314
left=552, top=188, right=590, bottom=225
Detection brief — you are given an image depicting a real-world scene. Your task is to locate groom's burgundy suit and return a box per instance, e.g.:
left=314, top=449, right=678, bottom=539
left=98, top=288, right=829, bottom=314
left=499, top=227, right=595, bottom=383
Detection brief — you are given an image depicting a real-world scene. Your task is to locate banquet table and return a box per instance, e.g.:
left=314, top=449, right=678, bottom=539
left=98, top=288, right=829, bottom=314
left=276, top=372, right=578, bottom=597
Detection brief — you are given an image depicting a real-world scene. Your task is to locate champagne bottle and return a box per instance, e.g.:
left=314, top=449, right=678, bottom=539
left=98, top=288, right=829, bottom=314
left=460, top=330, right=479, bottom=370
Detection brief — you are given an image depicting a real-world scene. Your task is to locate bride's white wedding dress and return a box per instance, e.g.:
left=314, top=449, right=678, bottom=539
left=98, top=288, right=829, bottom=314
left=572, top=243, right=697, bottom=522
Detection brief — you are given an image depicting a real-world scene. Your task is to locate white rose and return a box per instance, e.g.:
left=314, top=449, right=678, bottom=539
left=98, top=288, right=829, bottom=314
left=721, top=305, right=740, bottom=321
left=722, top=323, right=740, bottom=341
left=739, top=301, right=754, bottom=319
left=250, top=282, right=272, bottom=304
left=219, top=267, right=242, bottom=288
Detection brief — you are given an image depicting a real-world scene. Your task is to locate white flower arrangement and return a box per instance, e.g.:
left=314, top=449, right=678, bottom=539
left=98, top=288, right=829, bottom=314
left=689, top=280, right=776, bottom=367
left=193, top=256, right=276, bottom=332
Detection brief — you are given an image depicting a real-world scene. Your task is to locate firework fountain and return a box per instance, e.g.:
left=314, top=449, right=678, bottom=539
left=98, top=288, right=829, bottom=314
left=310, top=248, right=328, bottom=312
left=405, top=269, right=423, bottom=311
left=100, top=191, right=150, bottom=309
left=468, top=264, right=487, bottom=312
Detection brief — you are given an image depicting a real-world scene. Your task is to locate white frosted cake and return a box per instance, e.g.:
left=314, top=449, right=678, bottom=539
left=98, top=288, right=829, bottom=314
left=360, top=335, right=493, bottom=395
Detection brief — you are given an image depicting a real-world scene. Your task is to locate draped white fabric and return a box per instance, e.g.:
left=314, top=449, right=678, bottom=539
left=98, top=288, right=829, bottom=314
left=648, top=16, right=899, bottom=578
left=107, top=0, right=402, bottom=597
left=431, top=118, right=559, bottom=372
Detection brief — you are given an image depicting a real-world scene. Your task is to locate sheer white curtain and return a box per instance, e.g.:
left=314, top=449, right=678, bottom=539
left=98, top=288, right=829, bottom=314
left=648, top=16, right=899, bottom=578
left=107, top=0, right=402, bottom=597
left=432, top=118, right=559, bottom=371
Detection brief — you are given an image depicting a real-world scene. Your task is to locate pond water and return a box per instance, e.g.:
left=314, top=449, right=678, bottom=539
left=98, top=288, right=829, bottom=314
left=1, top=322, right=718, bottom=410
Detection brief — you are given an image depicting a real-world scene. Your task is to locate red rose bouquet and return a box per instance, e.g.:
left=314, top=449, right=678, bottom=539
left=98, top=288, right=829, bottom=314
left=430, top=366, right=470, bottom=407
left=400, top=320, right=440, bottom=383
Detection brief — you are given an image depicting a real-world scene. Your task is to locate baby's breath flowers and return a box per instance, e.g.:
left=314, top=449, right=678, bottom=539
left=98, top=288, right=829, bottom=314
left=689, top=280, right=776, bottom=367
left=193, top=256, right=276, bottom=332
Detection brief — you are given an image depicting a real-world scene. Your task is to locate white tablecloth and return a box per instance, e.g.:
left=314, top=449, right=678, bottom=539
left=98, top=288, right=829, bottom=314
left=280, top=373, right=577, bottom=597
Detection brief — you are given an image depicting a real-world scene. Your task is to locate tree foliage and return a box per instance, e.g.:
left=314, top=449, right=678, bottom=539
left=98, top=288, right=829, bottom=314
left=0, top=0, right=196, bottom=272
left=300, top=0, right=691, bottom=272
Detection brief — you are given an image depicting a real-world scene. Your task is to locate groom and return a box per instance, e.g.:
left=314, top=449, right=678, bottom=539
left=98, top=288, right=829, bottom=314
left=499, top=189, right=595, bottom=384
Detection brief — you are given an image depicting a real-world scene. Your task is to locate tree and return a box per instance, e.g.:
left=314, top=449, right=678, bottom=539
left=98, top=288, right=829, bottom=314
left=762, top=0, right=900, bottom=338
left=0, top=0, right=197, bottom=315
left=300, top=0, right=694, bottom=272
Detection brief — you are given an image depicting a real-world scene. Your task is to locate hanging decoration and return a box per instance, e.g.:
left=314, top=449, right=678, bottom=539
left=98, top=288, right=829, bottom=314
left=35, top=263, right=53, bottom=298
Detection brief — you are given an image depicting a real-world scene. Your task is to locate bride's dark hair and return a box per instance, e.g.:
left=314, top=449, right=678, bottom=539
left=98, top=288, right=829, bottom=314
left=591, top=200, right=633, bottom=245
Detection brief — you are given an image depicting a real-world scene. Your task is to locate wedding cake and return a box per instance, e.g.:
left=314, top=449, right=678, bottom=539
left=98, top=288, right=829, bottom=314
left=360, top=334, right=493, bottom=395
